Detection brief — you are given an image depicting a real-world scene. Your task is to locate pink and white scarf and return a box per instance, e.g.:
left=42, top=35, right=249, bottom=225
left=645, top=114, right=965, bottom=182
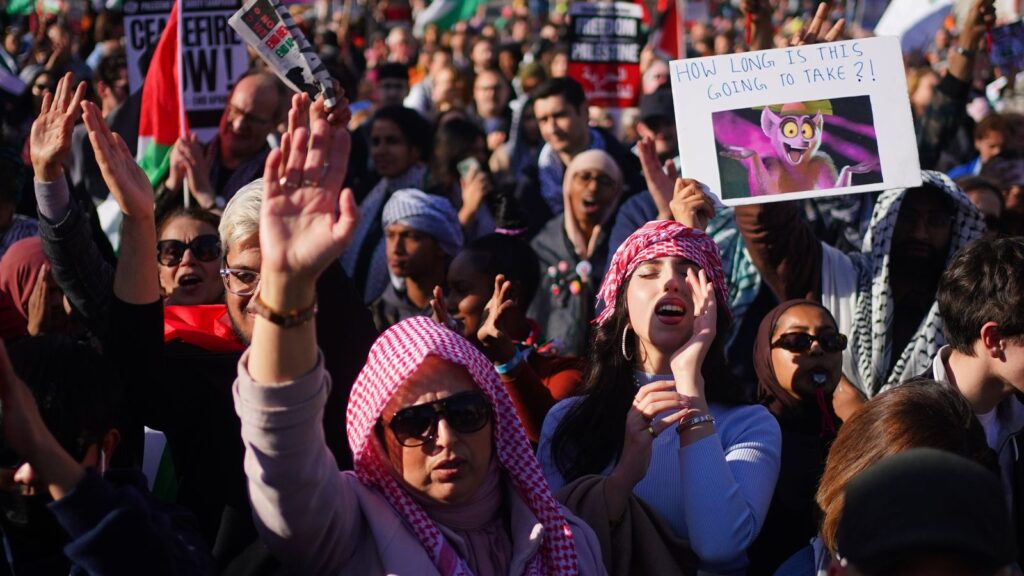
left=346, top=316, right=580, bottom=576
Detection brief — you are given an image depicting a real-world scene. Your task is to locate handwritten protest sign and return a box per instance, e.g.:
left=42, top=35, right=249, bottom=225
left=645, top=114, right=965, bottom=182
left=670, top=36, right=921, bottom=206
left=229, top=0, right=336, bottom=106
left=124, top=0, right=172, bottom=95
left=568, top=2, right=643, bottom=108
left=180, top=0, right=249, bottom=141
left=990, top=21, right=1024, bottom=72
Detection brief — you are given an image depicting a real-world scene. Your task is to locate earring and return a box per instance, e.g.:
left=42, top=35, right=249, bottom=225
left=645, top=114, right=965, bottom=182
left=622, top=325, right=634, bottom=361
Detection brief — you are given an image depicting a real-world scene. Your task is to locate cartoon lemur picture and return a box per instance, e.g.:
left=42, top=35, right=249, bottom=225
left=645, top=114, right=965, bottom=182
left=720, top=100, right=878, bottom=196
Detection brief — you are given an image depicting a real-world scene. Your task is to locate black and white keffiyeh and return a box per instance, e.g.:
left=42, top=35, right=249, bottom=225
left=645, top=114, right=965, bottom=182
left=848, top=171, right=985, bottom=395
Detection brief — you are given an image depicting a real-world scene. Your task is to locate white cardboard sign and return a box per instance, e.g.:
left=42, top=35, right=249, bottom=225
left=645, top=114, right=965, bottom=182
left=670, top=37, right=921, bottom=206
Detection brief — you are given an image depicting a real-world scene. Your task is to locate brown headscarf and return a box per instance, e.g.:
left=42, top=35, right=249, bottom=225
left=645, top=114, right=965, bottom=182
left=0, top=237, right=48, bottom=338
left=754, top=299, right=839, bottom=436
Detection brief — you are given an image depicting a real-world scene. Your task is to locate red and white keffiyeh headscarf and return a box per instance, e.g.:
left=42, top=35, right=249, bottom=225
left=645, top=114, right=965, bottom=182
left=595, top=220, right=731, bottom=326
left=346, top=316, right=579, bottom=576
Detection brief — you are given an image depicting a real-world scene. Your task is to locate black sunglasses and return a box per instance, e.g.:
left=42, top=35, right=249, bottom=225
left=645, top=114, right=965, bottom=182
left=384, top=391, right=492, bottom=447
left=772, top=332, right=848, bottom=354
left=157, top=235, right=222, bottom=267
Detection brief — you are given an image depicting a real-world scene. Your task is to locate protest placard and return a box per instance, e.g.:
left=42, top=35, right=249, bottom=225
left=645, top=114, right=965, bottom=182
left=180, top=0, right=249, bottom=141
left=124, top=0, right=173, bottom=95
left=229, top=0, right=336, bottom=106
left=990, top=20, right=1024, bottom=72
left=568, top=1, right=644, bottom=108
left=670, top=36, right=921, bottom=206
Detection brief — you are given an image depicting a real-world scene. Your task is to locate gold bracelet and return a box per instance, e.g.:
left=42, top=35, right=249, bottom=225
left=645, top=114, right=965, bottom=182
left=248, top=294, right=317, bottom=328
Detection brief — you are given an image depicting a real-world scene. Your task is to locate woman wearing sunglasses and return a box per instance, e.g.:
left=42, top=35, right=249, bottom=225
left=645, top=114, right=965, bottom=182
left=155, top=207, right=225, bottom=306
left=538, top=220, right=781, bottom=575
left=233, top=101, right=603, bottom=575
left=747, top=300, right=847, bottom=575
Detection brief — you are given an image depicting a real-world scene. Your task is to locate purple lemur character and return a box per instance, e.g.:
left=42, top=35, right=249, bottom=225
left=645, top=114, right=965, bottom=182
left=721, top=102, right=878, bottom=196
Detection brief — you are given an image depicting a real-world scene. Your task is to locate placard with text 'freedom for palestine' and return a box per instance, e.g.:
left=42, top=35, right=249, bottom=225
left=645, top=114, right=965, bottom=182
left=670, top=36, right=922, bottom=206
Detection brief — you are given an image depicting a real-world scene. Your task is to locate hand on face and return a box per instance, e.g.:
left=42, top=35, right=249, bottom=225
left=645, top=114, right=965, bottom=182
left=669, top=267, right=717, bottom=386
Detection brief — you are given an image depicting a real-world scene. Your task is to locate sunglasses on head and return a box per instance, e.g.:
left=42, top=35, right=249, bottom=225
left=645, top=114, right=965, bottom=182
left=384, top=391, right=492, bottom=447
left=156, top=235, right=222, bottom=267
left=772, top=331, right=848, bottom=354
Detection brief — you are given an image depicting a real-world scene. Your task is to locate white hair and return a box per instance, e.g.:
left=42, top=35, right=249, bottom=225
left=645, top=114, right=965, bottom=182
left=219, top=178, right=264, bottom=255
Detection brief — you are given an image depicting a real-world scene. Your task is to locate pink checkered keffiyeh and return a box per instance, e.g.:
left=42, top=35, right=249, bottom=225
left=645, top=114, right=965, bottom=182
left=595, top=220, right=731, bottom=326
left=346, top=316, right=579, bottom=576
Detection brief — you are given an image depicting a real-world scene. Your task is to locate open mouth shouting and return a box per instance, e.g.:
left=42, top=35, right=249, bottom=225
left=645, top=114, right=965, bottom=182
left=654, top=297, right=688, bottom=325
left=783, top=142, right=807, bottom=165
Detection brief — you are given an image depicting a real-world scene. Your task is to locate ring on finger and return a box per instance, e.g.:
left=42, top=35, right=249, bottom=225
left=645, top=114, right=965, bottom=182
left=302, top=178, right=319, bottom=188
left=647, top=425, right=658, bottom=438
left=280, top=177, right=298, bottom=189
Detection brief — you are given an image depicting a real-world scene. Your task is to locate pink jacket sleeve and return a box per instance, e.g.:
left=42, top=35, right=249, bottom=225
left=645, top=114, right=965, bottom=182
left=233, top=349, right=360, bottom=574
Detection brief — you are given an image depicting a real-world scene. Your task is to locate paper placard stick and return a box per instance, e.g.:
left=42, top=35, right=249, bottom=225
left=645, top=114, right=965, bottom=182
left=229, top=0, right=336, bottom=107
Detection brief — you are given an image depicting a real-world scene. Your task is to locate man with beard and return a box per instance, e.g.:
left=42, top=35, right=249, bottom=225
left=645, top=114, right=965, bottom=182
left=736, top=171, right=986, bottom=397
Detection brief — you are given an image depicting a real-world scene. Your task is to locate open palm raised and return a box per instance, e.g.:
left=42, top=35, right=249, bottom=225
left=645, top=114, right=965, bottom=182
left=260, top=96, right=359, bottom=282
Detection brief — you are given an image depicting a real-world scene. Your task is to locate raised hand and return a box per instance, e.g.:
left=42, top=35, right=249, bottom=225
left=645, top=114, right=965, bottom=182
left=790, top=2, right=845, bottom=46
left=260, top=95, right=357, bottom=286
left=638, top=135, right=678, bottom=220
left=81, top=101, right=154, bottom=219
left=670, top=179, right=716, bottom=231
left=29, top=72, right=86, bottom=182
left=669, top=268, right=717, bottom=391
left=477, top=275, right=517, bottom=364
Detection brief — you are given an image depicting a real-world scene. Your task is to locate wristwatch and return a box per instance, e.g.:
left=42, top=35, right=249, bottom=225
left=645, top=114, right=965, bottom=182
left=954, top=45, right=975, bottom=58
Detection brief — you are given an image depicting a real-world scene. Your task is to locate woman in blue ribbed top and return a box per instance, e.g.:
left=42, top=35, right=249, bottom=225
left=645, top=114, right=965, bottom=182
left=538, top=215, right=782, bottom=575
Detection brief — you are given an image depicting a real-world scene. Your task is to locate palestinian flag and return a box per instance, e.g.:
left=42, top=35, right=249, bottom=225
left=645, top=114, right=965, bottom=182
left=413, top=0, right=484, bottom=36
left=137, top=0, right=185, bottom=186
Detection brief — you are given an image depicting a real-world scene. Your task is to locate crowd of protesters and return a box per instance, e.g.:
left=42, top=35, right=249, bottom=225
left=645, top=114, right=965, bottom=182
left=0, top=0, right=1022, bottom=574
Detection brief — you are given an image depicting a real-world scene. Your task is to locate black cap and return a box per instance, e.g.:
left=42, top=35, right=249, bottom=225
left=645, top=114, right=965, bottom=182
left=638, top=86, right=675, bottom=124
left=837, top=448, right=1015, bottom=573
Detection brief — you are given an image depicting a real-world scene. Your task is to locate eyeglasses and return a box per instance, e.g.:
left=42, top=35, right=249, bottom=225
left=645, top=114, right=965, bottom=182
left=219, top=267, right=261, bottom=296
left=156, top=235, right=222, bottom=267
left=383, top=391, right=492, bottom=447
left=573, top=171, right=617, bottom=189
left=772, top=332, right=848, bottom=354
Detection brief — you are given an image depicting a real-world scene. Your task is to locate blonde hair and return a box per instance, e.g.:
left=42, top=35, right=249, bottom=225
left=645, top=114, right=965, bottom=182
left=219, top=179, right=264, bottom=255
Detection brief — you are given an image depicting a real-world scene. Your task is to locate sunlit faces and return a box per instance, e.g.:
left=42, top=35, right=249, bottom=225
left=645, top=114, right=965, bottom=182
left=769, top=304, right=844, bottom=401
left=568, top=169, right=619, bottom=226
left=385, top=224, right=445, bottom=280
left=533, top=95, right=589, bottom=156
left=370, top=119, right=419, bottom=179
left=223, top=235, right=261, bottom=346
left=444, top=251, right=494, bottom=342
left=625, top=257, right=700, bottom=357
left=218, top=76, right=280, bottom=164
left=159, top=216, right=225, bottom=306
left=379, top=356, right=493, bottom=504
